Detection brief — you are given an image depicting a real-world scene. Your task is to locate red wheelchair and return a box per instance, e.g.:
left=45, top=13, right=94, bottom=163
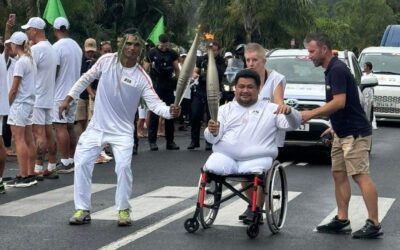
left=184, top=160, right=288, bottom=238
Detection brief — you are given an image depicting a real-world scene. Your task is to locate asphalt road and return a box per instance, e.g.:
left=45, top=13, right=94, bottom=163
left=1, top=122, right=399, bottom=250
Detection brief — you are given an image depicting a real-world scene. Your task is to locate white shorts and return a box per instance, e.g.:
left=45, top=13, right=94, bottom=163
left=0, top=116, right=3, bottom=135
left=203, top=152, right=273, bottom=175
left=32, top=107, right=53, bottom=125
left=8, top=102, right=34, bottom=127
left=53, top=100, right=77, bottom=124
left=138, top=106, right=148, bottom=119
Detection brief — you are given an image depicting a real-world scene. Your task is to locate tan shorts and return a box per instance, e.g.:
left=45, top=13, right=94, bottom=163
left=331, top=134, right=371, bottom=176
left=75, top=99, right=88, bottom=121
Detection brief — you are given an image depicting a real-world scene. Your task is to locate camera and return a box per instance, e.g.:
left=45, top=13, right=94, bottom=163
left=321, top=133, right=333, bottom=145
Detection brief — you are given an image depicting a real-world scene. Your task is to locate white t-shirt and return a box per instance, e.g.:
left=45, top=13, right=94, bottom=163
left=68, top=53, right=172, bottom=136
left=12, top=55, right=36, bottom=105
left=204, top=100, right=301, bottom=161
left=0, top=54, right=9, bottom=115
left=5, top=56, right=16, bottom=93
left=53, top=38, right=82, bottom=101
left=31, top=40, right=57, bottom=108
left=258, top=70, right=287, bottom=147
left=258, top=70, right=286, bottom=102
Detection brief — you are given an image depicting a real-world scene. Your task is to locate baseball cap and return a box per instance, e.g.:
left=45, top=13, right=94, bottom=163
left=53, top=17, right=70, bottom=30
left=6, top=31, right=28, bottom=46
left=84, top=38, right=97, bottom=52
left=224, top=52, right=233, bottom=58
left=21, top=17, right=46, bottom=30
left=180, top=53, right=187, bottom=57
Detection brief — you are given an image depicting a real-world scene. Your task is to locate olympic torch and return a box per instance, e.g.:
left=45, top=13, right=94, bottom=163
left=206, top=46, right=220, bottom=122
left=174, top=31, right=201, bottom=106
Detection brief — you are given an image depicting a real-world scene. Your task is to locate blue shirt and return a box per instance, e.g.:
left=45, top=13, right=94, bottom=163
left=324, top=57, right=372, bottom=138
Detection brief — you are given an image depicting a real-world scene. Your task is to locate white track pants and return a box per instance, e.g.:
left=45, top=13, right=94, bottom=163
left=74, top=128, right=134, bottom=211
left=203, top=152, right=273, bottom=175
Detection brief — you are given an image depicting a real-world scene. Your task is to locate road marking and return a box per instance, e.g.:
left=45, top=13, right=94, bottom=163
left=98, top=186, right=238, bottom=250
left=0, top=184, right=115, bottom=217
left=91, top=186, right=198, bottom=221
left=214, top=191, right=301, bottom=227
left=280, top=161, right=294, bottom=168
left=314, top=196, right=395, bottom=231
left=296, top=162, right=308, bottom=166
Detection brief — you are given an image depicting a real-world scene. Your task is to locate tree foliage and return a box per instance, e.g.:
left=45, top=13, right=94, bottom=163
left=1, top=0, right=399, bottom=52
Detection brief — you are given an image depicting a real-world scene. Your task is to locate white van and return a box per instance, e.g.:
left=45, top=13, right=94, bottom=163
left=358, top=47, right=400, bottom=121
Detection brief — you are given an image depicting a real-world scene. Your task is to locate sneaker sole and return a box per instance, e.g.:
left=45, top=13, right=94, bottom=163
left=118, top=221, right=132, bottom=227
left=58, top=168, right=75, bottom=174
left=317, top=228, right=352, bottom=234
left=352, top=231, right=384, bottom=239
left=69, top=220, right=91, bottom=225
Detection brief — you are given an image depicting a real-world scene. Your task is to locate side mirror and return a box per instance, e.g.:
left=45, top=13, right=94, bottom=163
left=360, top=75, right=378, bottom=90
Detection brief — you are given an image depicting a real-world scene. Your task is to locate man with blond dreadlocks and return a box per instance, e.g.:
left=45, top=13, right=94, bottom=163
left=60, top=33, right=181, bottom=227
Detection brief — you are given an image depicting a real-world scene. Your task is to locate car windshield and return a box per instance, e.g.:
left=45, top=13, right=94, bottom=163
left=266, top=56, right=325, bottom=84
left=359, top=53, right=400, bottom=74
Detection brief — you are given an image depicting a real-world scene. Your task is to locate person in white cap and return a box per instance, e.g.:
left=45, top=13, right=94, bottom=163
left=60, top=33, right=181, bottom=226
left=52, top=17, right=83, bottom=174
left=4, top=32, right=37, bottom=188
left=22, top=17, right=59, bottom=180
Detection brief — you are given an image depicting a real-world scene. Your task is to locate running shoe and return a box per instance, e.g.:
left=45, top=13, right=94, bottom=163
left=69, top=209, right=91, bottom=225
left=118, top=209, right=132, bottom=226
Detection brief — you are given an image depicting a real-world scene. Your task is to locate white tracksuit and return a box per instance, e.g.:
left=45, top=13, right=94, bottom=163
left=68, top=53, right=172, bottom=210
left=203, top=100, right=301, bottom=175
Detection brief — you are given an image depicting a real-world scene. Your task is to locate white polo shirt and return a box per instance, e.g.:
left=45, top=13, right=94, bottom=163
left=0, top=54, right=9, bottom=115
left=68, top=53, right=172, bottom=136
left=53, top=37, right=82, bottom=101
left=204, top=100, right=301, bottom=161
left=31, top=40, right=57, bottom=108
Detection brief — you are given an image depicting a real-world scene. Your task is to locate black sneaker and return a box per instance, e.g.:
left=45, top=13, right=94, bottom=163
left=352, top=219, right=383, bottom=239
left=316, top=216, right=352, bottom=234
left=5, top=176, right=23, bottom=187
left=0, top=181, right=5, bottom=194
left=56, top=162, right=74, bottom=174
left=149, top=143, right=158, bottom=151
left=166, top=142, right=180, bottom=150
left=14, top=177, right=36, bottom=188
left=238, top=206, right=252, bottom=220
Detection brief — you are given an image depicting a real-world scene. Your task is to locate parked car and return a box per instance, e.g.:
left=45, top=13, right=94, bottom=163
left=381, top=25, right=400, bottom=47
left=266, top=49, right=377, bottom=148
left=358, top=46, right=400, bottom=121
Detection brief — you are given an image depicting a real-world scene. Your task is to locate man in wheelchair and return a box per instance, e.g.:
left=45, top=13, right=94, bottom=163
left=203, top=68, right=300, bottom=177
left=184, top=69, right=301, bottom=238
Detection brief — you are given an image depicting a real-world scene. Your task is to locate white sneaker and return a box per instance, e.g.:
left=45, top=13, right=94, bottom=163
left=100, top=151, right=113, bottom=161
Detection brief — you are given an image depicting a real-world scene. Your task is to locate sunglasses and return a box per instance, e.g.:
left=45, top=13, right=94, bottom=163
left=100, top=41, right=111, bottom=46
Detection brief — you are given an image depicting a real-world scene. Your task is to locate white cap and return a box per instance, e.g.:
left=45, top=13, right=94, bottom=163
left=21, top=17, right=46, bottom=30
left=180, top=53, right=187, bottom=57
left=224, top=52, right=233, bottom=58
left=7, top=31, right=28, bottom=46
left=53, top=17, right=70, bottom=30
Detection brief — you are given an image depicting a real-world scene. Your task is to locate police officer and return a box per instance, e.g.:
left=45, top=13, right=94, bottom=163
left=187, top=41, right=226, bottom=150
left=144, top=34, right=180, bottom=151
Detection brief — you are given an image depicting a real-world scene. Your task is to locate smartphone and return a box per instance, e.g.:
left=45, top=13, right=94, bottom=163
left=321, top=133, right=333, bottom=145
left=9, top=13, right=16, bottom=23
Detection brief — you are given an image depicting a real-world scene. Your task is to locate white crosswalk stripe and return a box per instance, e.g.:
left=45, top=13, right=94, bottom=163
left=0, top=184, right=115, bottom=217
left=214, top=191, right=301, bottom=227
left=91, top=186, right=198, bottom=220
left=315, top=196, right=395, bottom=231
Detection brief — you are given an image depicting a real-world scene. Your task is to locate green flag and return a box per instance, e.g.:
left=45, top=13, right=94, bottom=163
left=43, top=0, right=67, bottom=25
left=147, top=16, right=165, bottom=45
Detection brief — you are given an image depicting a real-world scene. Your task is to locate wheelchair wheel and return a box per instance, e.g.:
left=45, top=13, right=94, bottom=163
left=265, top=161, right=288, bottom=234
left=198, top=177, right=222, bottom=229
left=246, top=223, right=259, bottom=239
left=184, top=218, right=200, bottom=233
